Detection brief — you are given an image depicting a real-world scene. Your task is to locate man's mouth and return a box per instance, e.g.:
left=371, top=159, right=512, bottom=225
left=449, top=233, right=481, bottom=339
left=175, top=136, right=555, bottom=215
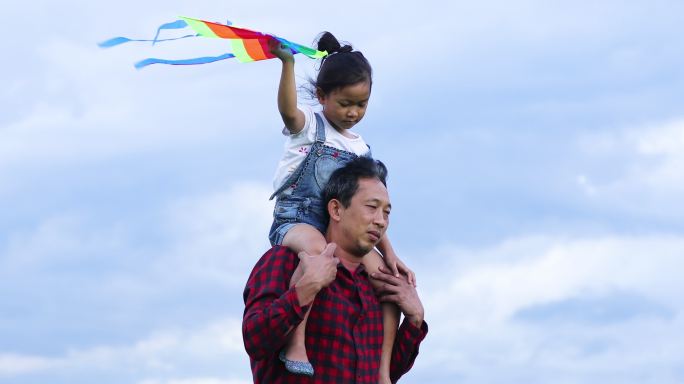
left=367, top=230, right=381, bottom=242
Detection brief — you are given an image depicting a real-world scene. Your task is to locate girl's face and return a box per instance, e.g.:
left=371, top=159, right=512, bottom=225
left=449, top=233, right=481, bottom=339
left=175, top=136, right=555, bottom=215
left=317, top=81, right=371, bottom=134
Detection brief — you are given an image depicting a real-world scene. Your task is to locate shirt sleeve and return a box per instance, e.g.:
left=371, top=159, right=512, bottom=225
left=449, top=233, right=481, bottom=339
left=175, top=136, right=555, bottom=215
left=242, top=247, right=309, bottom=360
left=389, top=319, right=429, bottom=382
left=281, top=104, right=317, bottom=142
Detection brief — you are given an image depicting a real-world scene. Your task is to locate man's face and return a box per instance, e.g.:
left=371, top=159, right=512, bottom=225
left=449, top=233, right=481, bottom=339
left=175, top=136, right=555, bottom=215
left=337, top=177, right=391, bottom=256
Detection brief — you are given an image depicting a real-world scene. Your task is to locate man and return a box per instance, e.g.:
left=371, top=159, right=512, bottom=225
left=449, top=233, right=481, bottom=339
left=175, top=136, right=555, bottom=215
left=243, top=157, right=427, bottom=383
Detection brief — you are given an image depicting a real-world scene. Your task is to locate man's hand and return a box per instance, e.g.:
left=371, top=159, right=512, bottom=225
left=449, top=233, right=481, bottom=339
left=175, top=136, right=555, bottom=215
left=294, top=243, right=339, bottom=306
left=371, top=266, right=424, bottom=328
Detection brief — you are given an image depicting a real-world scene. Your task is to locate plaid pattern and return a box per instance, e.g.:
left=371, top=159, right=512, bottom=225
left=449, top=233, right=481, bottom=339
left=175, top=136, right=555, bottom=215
left=243, top=246, right=427, bottom=383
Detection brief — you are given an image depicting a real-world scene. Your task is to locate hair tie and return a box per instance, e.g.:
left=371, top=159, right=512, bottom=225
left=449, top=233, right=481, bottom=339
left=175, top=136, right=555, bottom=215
left=323, top=45, right=352, bottom=60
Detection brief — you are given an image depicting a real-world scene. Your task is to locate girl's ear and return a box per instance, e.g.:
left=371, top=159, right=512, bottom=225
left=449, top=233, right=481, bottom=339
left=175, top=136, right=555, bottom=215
left=316, top=87, right=326, bottom=104
left=328, top=199, right=342, bottom=221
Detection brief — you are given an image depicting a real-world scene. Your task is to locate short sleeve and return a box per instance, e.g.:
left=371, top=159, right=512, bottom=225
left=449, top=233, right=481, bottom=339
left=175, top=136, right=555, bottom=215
left=281, top=104, right=318, bottom=143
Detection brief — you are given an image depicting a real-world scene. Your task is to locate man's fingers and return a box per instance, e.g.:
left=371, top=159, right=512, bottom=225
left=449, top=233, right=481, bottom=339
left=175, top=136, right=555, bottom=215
left=378, top=293, right=401, bottom=304
left=370, top=271, right=399, bottom=286
left=321, top=242, right=337, bottom=258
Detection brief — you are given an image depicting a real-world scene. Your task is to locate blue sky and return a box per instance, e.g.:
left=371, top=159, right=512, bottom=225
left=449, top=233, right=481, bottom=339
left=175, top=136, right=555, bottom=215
left=1, top=0, right=683, bottom=383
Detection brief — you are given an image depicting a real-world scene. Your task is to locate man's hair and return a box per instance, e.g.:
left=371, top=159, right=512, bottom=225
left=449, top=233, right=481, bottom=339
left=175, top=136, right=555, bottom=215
left=323, top=157, right=388, bottom=216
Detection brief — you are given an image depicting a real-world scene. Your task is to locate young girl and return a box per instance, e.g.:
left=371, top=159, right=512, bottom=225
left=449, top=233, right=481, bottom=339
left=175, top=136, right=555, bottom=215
left=267, top=33, right=414, bottom=383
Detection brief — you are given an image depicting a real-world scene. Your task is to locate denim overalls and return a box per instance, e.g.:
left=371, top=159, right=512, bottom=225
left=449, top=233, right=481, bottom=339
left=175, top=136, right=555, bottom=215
left=268, top=113, right=370, bottom=246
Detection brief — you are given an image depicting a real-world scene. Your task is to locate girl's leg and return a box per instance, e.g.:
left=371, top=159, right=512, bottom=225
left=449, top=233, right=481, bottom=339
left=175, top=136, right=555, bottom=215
left=281, top=224, right=328, bottom=370
left=363, top=249, right=400, bottom=384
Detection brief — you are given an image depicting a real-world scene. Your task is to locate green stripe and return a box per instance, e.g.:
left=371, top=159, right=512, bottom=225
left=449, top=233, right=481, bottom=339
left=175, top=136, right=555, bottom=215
left=179, top=16, right=218, bottom=38
left=230, top=39, right=254, bottom=62
left=288, top=41, right=327, bottom=59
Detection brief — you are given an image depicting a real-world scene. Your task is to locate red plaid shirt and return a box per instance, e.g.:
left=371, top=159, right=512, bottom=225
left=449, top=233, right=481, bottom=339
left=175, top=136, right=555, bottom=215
left=243, top=246, right=427, bottom=383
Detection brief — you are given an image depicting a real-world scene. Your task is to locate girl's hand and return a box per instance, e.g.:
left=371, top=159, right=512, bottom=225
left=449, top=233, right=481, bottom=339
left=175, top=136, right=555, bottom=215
left=268, top=38, right=294, bottom=63
left=383, top=250, right=417, bottom=287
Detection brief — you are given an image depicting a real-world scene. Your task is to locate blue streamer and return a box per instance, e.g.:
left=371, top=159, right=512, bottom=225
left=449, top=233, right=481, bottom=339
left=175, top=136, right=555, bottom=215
left=98, top=37, right=135, bottom=48
left=152, top=20, right=189, bottom=45
left=134, top=53, right=237, bottom=69
left=99, top=34, right=198, bottom=48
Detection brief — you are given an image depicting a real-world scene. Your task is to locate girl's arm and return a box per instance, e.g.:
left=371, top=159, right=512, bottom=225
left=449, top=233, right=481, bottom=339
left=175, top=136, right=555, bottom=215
left=269, top=40, right=305, bottom=134
left=376, top=235, right=416, bottom=286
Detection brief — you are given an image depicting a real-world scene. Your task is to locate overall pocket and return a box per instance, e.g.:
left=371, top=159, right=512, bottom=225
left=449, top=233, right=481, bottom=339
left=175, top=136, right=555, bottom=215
left=314, top=155, right=345, bottom=192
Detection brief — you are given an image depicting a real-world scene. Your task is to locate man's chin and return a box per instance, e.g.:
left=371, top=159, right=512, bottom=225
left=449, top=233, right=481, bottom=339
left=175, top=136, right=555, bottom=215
left=354, top=241, right=377, bottom=257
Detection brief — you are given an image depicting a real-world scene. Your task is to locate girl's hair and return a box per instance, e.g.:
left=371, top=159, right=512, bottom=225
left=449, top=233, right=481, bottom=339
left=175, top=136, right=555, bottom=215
left=311, top=32, right=373, bottom=96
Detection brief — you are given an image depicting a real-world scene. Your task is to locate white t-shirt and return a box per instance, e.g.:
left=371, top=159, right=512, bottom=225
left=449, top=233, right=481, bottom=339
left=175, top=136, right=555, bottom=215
left=272, top=104, right=370, bottom=190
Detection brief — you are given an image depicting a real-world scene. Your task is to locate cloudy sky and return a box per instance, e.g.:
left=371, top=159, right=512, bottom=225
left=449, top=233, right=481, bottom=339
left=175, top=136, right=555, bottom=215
left=1, top=0, right=683, bottom=383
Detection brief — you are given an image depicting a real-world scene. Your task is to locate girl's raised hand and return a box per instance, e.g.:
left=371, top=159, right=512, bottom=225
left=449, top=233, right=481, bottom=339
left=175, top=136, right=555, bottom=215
left=268, top=38, right=294, bottom=62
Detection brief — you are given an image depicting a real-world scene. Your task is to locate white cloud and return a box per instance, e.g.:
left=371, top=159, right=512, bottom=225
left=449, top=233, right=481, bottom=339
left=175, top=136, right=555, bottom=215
left=0, top=33, right=276, bottom=174
left=0, top=213, right=126, bottom=274
left=0, top=354, right=57, bottom=376
left=5, top=233, right=682, bottom=383
left=158, top=181, right=273, bottom=285
left=3, top=1, right=684, bottom=383
left=633, top=119, right=684, bottom=186
left=139, top=379, right=250, bottom=384
left=412, top=234, right=684, bottom=382
left=576, top=118, right=684, bottom=218
left=0, top=317, right=249, bottom=379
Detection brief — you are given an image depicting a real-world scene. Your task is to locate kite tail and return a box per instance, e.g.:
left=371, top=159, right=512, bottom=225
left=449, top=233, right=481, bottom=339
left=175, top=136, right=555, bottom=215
left=98, top=17, right=328, bottom=69
left=98, top=34, right=197, bottom=48
left=134, top=53, right=236, bottom=69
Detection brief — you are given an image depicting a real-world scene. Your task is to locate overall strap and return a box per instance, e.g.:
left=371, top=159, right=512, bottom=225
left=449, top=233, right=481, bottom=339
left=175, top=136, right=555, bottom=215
left=364, top=144, right=372, bottom=159
left=314, top=113, right=326, bottom=144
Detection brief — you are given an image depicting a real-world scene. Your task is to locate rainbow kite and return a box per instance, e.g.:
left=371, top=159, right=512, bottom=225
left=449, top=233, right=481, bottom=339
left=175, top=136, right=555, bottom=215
left=99, top=16, right=328, bottom=69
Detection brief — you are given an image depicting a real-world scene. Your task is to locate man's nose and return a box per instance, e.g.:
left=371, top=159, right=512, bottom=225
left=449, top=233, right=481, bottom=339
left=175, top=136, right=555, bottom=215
left=373, top=210, right=387, bottom=228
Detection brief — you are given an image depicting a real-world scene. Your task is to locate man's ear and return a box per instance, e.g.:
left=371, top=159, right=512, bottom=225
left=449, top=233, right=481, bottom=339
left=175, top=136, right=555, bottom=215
left=328, top=199, right=343, bottom=221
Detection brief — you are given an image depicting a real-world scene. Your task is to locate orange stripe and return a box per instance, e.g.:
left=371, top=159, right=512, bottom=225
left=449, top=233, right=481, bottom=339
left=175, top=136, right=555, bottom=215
left=206, top=23, right=240, bottom=39
left=243, top=38, right=269, bottom=61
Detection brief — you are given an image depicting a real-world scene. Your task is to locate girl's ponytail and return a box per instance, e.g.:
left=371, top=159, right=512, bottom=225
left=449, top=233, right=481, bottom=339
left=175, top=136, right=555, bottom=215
left=316, top=32, right=352, bottom=56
